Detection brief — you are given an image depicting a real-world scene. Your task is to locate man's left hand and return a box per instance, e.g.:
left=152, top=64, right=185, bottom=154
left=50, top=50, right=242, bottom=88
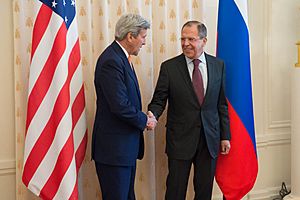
left=220, top=140, right=230, bottom=155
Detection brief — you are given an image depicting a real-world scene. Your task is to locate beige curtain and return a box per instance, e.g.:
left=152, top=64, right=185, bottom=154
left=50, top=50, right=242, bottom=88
left=13, top=0, right=203, bottom=199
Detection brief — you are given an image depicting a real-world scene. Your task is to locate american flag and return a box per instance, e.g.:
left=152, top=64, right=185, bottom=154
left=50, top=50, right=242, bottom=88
left=22, top=0, right=87, bottom=199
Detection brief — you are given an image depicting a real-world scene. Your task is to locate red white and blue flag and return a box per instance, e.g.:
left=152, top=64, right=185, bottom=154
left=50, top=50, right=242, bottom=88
left=22, top=0, right=87, bottom=199
left=215, top=0, right=258, bottom=199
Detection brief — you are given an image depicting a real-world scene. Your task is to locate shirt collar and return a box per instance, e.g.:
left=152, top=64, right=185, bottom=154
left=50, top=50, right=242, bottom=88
left=199, top=52, right=206, bottom=64
left=185, top=52, right=206, bottom=65
left=115, top=40, right=129, bottom=58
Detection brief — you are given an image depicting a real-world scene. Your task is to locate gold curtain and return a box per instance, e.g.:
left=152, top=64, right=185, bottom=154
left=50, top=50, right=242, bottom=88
left=13, top=0, right=203, bottom=199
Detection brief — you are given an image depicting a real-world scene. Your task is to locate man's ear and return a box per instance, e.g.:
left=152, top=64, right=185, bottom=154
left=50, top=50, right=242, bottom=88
left=202, top=37, right=207, bottom=47
left=126, top=32, right=133, bottom=42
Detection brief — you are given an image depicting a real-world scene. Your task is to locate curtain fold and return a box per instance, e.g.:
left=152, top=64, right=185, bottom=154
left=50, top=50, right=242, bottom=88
left=13, top=0, right=203, bottom=199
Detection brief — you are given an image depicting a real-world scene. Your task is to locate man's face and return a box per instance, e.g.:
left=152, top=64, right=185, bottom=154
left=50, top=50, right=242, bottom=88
left=128, top=29, right=147, bottom=56
left=181, top=24, right=207, bottom=59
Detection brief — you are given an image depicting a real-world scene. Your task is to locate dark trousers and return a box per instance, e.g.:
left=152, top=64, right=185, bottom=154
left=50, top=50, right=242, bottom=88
left=165, top=133, right=216, bottom=200
left=95, top=162, right=136, bottom=200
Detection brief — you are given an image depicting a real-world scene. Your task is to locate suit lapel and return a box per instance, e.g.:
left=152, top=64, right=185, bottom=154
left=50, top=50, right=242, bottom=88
left=123, top=58, right=142, bottom=103
left=203, top=53, right=215, bottom=106
left=122, top=56, right=139, bottom=86
left=111, top=42, right=142, bottom=104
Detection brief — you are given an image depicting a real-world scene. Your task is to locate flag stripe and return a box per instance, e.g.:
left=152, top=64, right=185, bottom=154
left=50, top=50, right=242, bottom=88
left=216, top=102, right=258, bottom=199
left=53, top=158, right=77, bottom=200
left=70, top=131, right=88, bottom=200
left=75, top=130, right=87, bottom=169
left=24, top=30, right=80, bottom=186
left=40, top=44, right=83, bottom=197
left=31, top=4, right=52, bottom=58
left=22, top=1, right=87, bottom=199
left=27, top=107, right=72, bottom=194
left=217, top=0, right=256, bottom=147
left=28, top=11, right=63, bottom=96
left=233, top=0, right=248, bottom=28
left=24, top=16, right=79, bottom=163
left=69, top=181, right=79, bottom=200
left=26, top=23, right=67, bottom=133
left=40, top=133, right=75, bottom=199
left=72, top=85, right=85, bottom=127
left=69, top=97, right=87, bottom=200
left=54, top=101, right=87, bottom=200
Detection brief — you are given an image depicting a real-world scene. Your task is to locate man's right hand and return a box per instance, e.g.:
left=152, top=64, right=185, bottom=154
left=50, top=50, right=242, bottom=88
left=146, top=111, right=157, bottom=130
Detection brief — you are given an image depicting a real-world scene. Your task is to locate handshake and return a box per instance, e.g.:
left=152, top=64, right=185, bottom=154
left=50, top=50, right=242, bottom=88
left=146, top=111, right=157, bottom=130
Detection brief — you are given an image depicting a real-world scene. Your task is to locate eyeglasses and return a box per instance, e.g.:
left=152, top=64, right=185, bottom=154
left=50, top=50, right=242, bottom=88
left=180, top=37, right=201, bottom=43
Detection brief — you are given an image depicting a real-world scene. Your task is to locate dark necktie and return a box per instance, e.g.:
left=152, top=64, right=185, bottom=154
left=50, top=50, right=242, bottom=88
left=192, top=59, right=204, bottom=105
left=128, top=55, right=138, bottom=80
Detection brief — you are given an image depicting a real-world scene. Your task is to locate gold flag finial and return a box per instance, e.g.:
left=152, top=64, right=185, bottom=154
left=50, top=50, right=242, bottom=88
left=296, top=41, right=300, bottom=67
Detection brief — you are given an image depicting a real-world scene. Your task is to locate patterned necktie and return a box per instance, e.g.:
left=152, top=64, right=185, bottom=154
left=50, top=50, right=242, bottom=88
left=128, top=55, right=132, bottom=64
left=128, top=55, right=134, bottom=70
left=192, top=59, right=204, bottom=105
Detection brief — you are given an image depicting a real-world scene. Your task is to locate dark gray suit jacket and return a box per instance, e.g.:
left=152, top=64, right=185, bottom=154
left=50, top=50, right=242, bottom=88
left=148, top=53, right=230, bottom=159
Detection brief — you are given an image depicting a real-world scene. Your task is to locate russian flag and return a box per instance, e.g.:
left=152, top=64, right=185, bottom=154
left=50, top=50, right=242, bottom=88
left=215, top=0, right=258, bottom=199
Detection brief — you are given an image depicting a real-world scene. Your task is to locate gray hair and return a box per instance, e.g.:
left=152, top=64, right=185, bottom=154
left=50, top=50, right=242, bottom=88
left=182, top=21, right=207, bottom=39
left=115, top=14, right=150, bottom=41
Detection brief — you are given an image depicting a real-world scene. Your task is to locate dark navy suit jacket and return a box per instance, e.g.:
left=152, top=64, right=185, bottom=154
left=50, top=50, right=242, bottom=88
left=92, top=41, right=147, bottom=166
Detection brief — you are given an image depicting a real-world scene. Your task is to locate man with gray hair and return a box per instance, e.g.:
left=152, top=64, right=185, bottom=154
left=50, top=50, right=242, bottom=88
left=92, top=14, right=155, bottom=200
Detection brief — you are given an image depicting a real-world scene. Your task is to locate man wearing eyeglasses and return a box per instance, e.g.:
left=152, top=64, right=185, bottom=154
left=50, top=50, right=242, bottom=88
left=148, top=21, right=231, bottom=200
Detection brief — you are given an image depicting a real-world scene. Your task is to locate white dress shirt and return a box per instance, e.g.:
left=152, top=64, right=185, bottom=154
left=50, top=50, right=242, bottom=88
left=185, top=52, right=208, bottom=95
left=116, top=40, right=129, bottom=58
